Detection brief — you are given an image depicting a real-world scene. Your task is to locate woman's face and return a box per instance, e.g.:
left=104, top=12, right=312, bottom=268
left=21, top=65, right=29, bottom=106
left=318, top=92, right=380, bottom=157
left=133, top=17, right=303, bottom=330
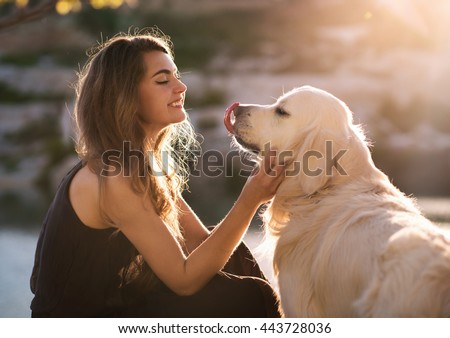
left=137, top=51, right=187, bottom=138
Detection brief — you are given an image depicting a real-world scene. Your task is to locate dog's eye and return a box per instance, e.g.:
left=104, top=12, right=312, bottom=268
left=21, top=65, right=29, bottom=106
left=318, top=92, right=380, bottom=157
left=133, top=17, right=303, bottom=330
left=276, top=107, right=290, bottom=117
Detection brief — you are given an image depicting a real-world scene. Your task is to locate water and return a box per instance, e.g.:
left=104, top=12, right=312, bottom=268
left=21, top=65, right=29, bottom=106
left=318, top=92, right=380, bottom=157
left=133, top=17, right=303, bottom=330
left=0, top=228, right=39, bottom=317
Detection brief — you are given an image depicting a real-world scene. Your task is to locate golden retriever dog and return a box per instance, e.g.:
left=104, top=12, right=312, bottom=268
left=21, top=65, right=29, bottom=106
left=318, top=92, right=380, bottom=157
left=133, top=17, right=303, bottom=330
left=224, top=85, right=450, bottom=317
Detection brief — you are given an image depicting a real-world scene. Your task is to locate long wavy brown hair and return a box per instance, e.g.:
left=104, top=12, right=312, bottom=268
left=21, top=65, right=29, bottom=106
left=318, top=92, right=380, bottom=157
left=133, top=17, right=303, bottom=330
left=73, top=29, right=199, bottom=293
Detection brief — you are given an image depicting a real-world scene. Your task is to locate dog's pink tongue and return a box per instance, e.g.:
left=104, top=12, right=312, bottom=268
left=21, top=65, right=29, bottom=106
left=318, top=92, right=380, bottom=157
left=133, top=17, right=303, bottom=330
left=224, top=102, right=239, bottom=134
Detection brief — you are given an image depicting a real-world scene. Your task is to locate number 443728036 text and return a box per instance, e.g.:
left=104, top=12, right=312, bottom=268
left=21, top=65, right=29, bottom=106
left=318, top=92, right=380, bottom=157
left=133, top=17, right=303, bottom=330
left=259, top=322, right=331, bottom=334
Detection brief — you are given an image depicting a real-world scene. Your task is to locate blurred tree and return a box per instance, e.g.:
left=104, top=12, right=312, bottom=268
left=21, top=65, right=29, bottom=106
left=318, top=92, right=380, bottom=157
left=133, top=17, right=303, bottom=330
left=0, top=111, right=75, bottom=201
left=0, top=0, right=57, bottom=31
left=0, top=0, right=137, bottom=31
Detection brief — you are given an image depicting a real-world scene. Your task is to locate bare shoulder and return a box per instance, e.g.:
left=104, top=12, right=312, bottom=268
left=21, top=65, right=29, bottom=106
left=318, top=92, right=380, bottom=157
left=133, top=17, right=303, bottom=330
left=70, top=165, right=153, bottom=229
left=101, top=172, right=157, bottom=228
left=69, top=164, right=108, bottom=229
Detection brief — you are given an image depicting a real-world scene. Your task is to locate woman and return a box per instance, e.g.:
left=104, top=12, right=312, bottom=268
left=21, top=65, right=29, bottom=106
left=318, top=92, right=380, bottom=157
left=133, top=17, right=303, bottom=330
left=30, top=30, right=285, bottom=317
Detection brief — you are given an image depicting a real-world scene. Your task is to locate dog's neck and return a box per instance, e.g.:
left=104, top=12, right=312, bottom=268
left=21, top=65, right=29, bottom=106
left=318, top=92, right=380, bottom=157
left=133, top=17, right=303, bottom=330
left=264, top=162, right=391, bottom=233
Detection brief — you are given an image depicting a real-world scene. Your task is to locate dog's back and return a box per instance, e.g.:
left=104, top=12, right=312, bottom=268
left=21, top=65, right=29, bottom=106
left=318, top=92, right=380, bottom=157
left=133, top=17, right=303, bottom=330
left=356, top=223, right=450, bottom=317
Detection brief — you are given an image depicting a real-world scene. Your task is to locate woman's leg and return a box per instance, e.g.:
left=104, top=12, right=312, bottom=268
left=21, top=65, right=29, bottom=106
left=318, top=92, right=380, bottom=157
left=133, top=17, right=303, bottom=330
left=127, top=271, right=281, bottom=318
left=222, top=241, right=268, bottom=279
left=121, top=241, right=281, bottom=317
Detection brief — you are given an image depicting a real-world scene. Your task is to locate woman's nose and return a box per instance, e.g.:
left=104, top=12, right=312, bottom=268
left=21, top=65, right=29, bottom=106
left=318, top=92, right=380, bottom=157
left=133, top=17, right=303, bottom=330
left=175, top=78, right=187, bottom=93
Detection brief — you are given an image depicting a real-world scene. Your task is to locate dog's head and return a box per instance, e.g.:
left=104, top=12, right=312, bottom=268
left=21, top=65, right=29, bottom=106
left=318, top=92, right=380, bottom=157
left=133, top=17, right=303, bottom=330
left=225, top=85, right=373, bottom=196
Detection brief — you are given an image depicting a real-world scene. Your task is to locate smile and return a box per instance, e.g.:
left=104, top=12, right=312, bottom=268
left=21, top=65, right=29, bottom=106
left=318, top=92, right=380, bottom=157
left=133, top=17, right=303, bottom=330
left=169, top=99, right=183, bottom=108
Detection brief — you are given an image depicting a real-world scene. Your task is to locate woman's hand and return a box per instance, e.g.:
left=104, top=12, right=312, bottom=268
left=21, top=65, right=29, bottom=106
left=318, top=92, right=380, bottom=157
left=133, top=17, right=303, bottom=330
left=239, top=148, right=286, bottom=208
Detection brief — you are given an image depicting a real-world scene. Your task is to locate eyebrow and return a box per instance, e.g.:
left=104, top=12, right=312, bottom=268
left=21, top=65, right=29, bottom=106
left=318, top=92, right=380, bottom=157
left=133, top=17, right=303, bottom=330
left=151, top=69, right=177, bottom=78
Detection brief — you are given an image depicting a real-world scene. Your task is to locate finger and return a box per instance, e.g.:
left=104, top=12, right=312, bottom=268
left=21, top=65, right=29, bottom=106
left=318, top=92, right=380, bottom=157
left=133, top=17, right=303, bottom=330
left=250, top=164, right=260, bottom=177
left=262, top=148, right=278, bottom=175
left=270, top=164, right=285, bottom=179
left=264, top=164, right=285, bottom=179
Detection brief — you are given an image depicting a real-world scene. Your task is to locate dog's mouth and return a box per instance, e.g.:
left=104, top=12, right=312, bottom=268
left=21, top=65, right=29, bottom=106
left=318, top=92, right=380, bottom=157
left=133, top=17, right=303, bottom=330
left=234, top=136, right=260, bottom=154
left=224, top=102, right=260, bottom=154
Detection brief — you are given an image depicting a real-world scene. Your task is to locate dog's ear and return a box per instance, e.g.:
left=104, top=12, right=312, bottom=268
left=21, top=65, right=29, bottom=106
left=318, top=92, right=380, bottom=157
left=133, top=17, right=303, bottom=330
left=299, top=127, right=332, bottom=195
left=281, top=126, right=348, bottom=197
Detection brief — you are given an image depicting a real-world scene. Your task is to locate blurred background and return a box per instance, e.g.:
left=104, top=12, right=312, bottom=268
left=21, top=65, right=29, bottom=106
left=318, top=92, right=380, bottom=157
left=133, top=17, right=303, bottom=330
left=0, top=0, right=449, bottom=317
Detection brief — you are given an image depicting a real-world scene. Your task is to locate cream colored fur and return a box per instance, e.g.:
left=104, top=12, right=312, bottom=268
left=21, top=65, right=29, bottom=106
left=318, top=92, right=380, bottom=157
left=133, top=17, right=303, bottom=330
left=231, top=86, right=450, bottom=317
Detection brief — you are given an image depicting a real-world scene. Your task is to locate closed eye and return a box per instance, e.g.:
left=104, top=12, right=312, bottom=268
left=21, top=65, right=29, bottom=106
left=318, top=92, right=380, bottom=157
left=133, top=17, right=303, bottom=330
left=153, top=69, right=182, bottom=84
left=276, top=107, right=290, bottom=117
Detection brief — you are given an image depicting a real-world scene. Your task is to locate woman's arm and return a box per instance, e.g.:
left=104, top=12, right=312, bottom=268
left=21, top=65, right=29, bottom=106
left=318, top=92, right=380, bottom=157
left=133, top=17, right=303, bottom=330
left=177, top=195, right=210, bottom=254
left=104, top=154, right=284, bottom=296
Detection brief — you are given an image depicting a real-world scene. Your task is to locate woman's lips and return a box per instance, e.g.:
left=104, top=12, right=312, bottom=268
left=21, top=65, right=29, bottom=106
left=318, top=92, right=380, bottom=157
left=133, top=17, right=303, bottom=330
left=168, top=98, right=183, bottom=108
left=224, top=102, right=240, bottom=133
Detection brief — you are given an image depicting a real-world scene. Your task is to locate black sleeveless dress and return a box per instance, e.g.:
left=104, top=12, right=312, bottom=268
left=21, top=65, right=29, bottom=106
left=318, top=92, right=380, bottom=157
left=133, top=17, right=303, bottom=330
left=30, top=162, right=281, bottom=317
